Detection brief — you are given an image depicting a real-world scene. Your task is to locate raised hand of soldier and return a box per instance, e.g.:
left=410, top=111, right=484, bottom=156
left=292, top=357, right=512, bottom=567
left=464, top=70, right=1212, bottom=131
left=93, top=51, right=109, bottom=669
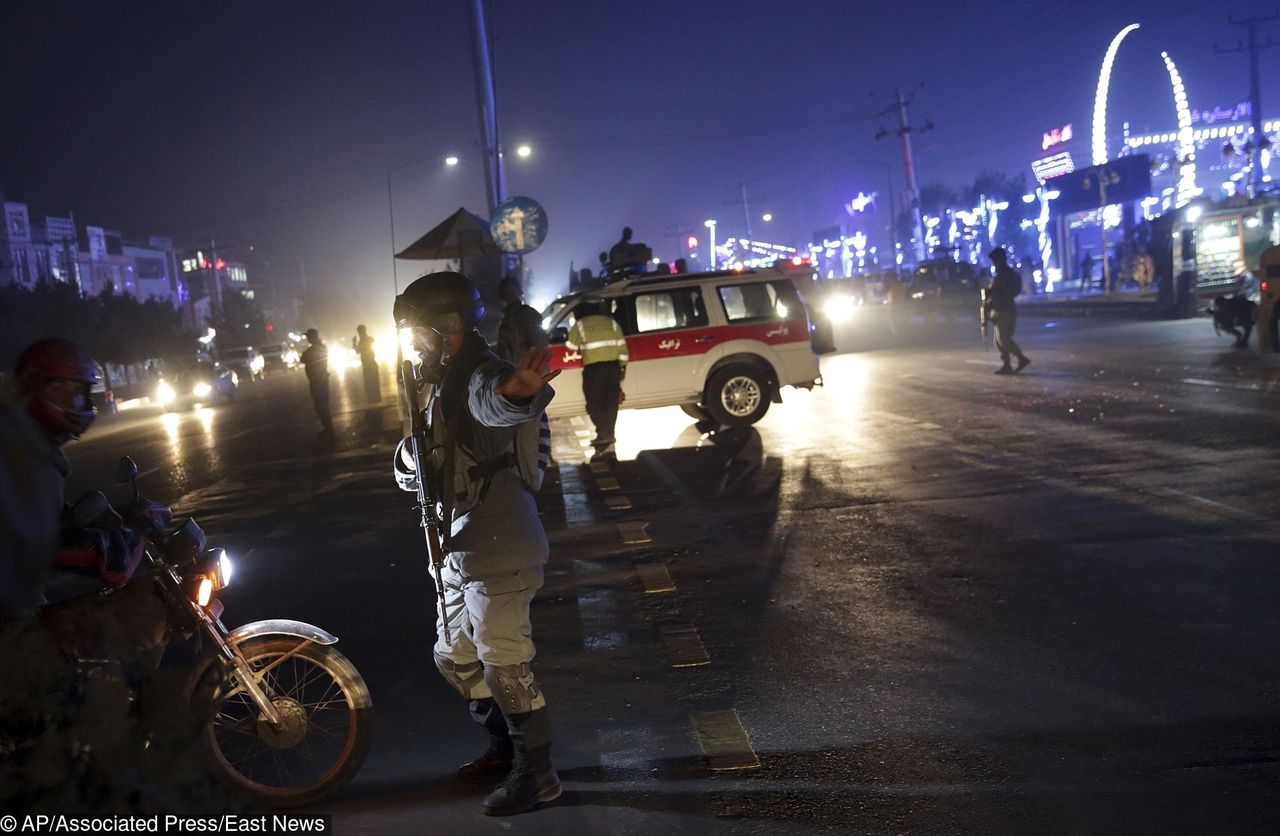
left=495, top=346, right=560, bottom=402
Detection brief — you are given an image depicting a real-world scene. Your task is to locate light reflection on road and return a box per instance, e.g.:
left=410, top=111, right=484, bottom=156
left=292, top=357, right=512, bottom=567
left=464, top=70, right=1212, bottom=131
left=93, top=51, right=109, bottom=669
left=610, top=353, right=878, bottom=462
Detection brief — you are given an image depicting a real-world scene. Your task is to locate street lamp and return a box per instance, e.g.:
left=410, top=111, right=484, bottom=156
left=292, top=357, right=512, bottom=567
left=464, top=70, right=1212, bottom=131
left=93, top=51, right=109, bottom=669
left=445, top=155, right=459, bottom=166
left=704, top=219, right=717, bottom=270
left=762, top=213, right=773, bottom=222
left=516, top=144, right=532, bottom=158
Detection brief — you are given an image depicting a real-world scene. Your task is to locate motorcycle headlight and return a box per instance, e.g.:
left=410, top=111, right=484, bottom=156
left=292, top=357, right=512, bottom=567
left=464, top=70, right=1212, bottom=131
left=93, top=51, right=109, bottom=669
left=217, top=549, right=233, bottom=588
left=195, top=548, right=233, bottom=590
left=193, top=382, right=213, bottom=398
left=156, top=380, right=176, bottom=404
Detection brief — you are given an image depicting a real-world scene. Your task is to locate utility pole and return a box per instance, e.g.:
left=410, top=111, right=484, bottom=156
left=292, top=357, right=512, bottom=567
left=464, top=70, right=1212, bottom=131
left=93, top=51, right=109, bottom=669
left=876, top=89, right=932, bottom=263
left=1217, top=11, right=1279, bottom=197
left=387, top=170, right=399, bottom=295
left=209, top=238, right=224, bottom=321
left=740, top=184, right=753, bottom=240
left=469, top=0, right=506, bottom=217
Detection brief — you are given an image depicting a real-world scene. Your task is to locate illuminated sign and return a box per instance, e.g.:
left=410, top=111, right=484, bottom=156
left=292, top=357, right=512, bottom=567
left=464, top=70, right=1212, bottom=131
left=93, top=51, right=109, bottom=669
left=1032, top=152, right=1075, bottom=182
left=844, top=192, right=878, bottom=215
left=1191, top=102, right=1250, bottom=125
left=1042, top=124, right=1073, bottom=150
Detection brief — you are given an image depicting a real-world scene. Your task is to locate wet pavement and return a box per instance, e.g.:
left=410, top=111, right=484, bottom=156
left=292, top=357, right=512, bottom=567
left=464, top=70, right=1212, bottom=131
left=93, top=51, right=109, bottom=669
left=62, top=311, right=1280, bottom=834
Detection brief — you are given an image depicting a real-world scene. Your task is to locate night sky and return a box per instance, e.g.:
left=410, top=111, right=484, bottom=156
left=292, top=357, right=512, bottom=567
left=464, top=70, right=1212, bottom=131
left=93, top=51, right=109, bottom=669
left=0, top=0, right=1256, bottom=329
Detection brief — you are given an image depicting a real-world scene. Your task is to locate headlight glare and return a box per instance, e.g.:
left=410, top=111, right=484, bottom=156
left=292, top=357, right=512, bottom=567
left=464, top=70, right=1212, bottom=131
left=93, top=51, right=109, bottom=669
left=156, top=381, right=176, bottom=404
left=193, top=382, right=213, bottom=398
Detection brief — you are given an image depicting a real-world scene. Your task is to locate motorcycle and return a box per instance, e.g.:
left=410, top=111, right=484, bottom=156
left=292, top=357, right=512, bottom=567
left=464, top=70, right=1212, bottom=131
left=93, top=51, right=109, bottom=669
left=48, top=455, right=372, bottom=809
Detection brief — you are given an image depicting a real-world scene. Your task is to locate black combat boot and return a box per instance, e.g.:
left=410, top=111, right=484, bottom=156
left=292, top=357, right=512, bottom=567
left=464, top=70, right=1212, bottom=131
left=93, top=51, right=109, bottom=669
left=481, top=708, right=560, bottom=815
left=458, top=698, right=513, bottom=782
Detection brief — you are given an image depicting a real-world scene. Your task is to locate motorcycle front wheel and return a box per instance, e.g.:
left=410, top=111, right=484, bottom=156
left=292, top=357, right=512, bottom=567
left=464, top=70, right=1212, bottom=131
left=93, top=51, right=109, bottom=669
left=195, top=636, right=372, bottom=808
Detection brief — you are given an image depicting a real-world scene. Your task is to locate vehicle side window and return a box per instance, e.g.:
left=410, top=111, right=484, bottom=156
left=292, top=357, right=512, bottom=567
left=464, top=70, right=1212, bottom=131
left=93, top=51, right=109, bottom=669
left=718, top=280, right=800, bottom=322
left=632, top=288, right=709, bottom=334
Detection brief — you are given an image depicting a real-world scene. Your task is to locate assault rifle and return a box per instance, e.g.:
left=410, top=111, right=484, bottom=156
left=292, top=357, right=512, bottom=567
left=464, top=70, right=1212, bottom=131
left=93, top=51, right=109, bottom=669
left=401, top=359, right=451, bottom=644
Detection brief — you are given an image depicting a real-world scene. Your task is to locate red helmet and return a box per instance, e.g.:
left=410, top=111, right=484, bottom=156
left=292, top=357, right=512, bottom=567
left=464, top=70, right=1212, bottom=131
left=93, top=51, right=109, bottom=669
left=15, top=338, right=102, bottom=438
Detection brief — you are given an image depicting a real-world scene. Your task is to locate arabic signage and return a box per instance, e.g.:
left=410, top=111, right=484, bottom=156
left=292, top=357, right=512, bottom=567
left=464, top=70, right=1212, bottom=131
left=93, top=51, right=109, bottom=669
left=1050, top=154, right=1152, bottom=215
left=1191, top=102, right=1250, bottom=125
left=1042, top=123, right=1073, bottom=151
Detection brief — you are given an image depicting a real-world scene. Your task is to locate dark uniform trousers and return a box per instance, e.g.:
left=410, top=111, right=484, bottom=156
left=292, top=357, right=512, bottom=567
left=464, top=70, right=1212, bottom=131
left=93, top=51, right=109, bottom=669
left=309, top=376, right=333, bottom=431
left=582, top=361, right=621, bottom=449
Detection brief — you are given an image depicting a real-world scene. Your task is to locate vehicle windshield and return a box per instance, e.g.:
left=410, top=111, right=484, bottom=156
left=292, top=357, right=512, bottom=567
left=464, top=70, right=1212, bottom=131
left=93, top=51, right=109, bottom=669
left=170, top=362, right=219, bottom=383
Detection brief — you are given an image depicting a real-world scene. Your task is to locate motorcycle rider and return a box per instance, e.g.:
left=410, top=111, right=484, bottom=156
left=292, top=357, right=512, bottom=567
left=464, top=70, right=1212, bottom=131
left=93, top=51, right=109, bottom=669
left=392, top=270, right=562, bottom=816
left=0, top=338, right=100, bottom=617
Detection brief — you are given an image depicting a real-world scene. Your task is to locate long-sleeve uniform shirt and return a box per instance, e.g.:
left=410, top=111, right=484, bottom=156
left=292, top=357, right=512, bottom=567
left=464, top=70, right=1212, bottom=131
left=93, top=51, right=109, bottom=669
left=497, top=303, right=548, bottom=363
left=418, top=354, right=554, bottom=589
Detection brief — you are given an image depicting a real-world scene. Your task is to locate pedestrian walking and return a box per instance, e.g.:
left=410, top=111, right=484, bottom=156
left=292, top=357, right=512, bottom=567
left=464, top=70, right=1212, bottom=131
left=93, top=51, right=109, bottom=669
left=353, top=324, right=381, bottom=403
left=988, top=247, right=1030, bottom=375
left=391, top=270, right=561, bottom=816
left=565, top=298, right=628, bottom=460
left=496, top=277, right=548, bottom=363
left=300, top=328, right=333, bottom=434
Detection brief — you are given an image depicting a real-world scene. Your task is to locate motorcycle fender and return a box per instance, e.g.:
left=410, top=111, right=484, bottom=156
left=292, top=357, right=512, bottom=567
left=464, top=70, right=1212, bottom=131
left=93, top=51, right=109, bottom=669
left=226, top=618, right=339, bottom=647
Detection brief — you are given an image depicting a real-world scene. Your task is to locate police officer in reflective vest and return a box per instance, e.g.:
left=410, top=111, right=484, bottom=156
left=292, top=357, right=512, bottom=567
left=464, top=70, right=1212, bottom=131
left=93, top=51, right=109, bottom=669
left=565, top=299, right=628, bottom=460
left=392, top=271, right=561, bottom=815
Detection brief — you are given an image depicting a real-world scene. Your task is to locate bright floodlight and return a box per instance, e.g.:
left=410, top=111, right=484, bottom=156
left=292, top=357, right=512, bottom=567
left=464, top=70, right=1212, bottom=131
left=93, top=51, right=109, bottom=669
left=445, top=156, right=459, bottom=166
left=516, top=145, right=532, bottom=158
left=762, top=213, right=773, bottom=222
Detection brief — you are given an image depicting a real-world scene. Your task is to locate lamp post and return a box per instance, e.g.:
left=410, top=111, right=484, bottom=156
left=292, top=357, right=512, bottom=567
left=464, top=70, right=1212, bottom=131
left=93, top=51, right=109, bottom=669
left=704, top=219, right=717, bottom=270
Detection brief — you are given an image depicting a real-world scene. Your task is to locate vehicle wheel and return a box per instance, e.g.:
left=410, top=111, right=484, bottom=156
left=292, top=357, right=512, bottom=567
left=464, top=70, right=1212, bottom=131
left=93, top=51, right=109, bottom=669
left=704, top=365, right=770, bottom=427
left=193, top=637, right=372, bottom=808
left=680, top=403, right=710, bottom=421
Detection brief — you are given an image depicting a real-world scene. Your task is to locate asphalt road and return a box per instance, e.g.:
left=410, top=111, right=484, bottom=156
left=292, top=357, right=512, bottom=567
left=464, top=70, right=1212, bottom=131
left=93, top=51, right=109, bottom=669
left=63, top=310, right=1280, bottom=835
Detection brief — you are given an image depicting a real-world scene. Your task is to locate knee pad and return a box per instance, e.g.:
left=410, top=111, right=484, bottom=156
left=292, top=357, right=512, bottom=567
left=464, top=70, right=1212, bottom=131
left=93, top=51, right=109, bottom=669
left=434, top=653, right=489, bottom=699
left=483, top=662, right=546, bottom=714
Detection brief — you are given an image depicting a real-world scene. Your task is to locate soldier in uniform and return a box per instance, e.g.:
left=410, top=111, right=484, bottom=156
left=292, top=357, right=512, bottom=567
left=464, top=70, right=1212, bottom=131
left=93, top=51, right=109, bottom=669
left=392, top=271, right=561, bottom=816
left=353, top=324, right=380, bottom=403
left=564, top=299, right=628, bottom=460
left=300, top=329, right=333, bottom=434
left=988, top=247, right=1031, bottom=375
left=496, top=277, right=548, bottom=363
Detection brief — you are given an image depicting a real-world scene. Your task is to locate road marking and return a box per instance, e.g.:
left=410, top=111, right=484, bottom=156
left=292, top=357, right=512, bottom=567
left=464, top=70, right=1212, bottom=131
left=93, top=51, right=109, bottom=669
left=605, top=495, right=633, bottom=510
left=617, top=521, right=651, bottom=544
left=574, top=560, right=630, bottom=651
left=1181, top=377, right=1276, bottom=394
left=867, top=410, right=942, bottom=431
left=660, top=623, right=710, bottom=667
left=634, top=560, right=675, bottom=593
left=691, top=709, right=760, bottom=771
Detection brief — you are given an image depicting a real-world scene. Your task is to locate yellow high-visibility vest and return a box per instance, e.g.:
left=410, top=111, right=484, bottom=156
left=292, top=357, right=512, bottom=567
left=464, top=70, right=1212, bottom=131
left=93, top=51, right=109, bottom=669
left=566, top=315, right=629, bottom=366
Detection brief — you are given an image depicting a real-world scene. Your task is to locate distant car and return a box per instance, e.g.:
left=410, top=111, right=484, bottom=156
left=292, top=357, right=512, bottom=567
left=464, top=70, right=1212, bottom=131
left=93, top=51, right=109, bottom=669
left=262, top=342, right=299, bottom=372
left=220, top=346, right=266, bottom=381
left=154, top=362, right=238, bottom=411
left=910, top=259, right=982, bottom=305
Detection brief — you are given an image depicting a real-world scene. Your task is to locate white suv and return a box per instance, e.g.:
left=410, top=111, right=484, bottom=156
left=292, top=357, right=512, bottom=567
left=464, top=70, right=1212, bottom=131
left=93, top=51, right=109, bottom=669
left=542, top=266, right=826, bottom=427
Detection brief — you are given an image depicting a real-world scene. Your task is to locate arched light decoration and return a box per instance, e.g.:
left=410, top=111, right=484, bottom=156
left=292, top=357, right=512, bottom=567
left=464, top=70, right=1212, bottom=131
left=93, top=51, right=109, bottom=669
left=1093, top=23, right=1141, bottom=165
left=1161, top=51, right=1197, bottom=208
